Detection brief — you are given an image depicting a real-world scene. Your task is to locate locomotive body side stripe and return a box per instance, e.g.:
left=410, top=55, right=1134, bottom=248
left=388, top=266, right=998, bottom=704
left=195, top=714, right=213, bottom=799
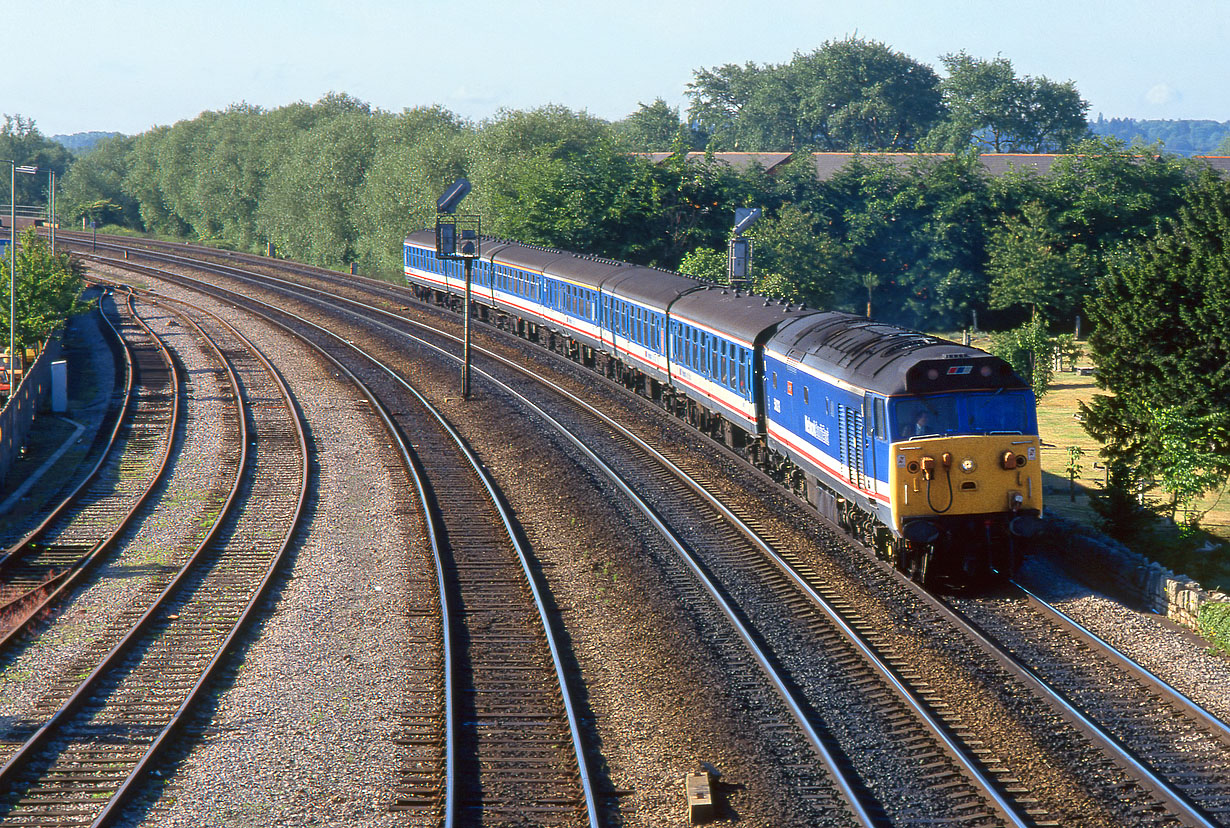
left=767, top=419, right=892, bottom=505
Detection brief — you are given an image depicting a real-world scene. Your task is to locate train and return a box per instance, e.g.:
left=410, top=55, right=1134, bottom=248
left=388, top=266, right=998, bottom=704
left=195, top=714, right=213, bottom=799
left=403, top=229, right=1044, bottom=588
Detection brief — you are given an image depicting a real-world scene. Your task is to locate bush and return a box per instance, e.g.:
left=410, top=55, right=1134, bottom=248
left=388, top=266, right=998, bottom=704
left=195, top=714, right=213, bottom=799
left=1088, top=458, right=1157, bottom=541
left=1198, top=601, right=1230, bottom=656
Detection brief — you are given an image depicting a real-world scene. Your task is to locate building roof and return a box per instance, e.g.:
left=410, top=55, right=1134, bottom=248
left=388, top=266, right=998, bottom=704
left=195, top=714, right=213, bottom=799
left=810, top=152, right=1064, bottom=180
left=634, top=152, right=795, bottom=174
left=1195, top=156, right=1230, bottom=176
left=638, top=150, right=1228, bottom=181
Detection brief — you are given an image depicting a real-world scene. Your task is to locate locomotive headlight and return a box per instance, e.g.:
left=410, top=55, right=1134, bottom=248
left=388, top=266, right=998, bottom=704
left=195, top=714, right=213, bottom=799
left=960, top=457, right=977, bottom=474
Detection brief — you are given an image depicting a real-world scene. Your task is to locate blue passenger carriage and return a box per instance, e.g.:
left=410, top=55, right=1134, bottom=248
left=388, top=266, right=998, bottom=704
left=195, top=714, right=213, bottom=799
left=667, top=288, right=813, bottom=447
left=602, top=267, right=700, bottom=386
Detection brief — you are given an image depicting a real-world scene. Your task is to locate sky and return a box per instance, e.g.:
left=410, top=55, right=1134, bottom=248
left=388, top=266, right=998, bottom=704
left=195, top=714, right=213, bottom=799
left=6, top=0, right=1230, bottom=137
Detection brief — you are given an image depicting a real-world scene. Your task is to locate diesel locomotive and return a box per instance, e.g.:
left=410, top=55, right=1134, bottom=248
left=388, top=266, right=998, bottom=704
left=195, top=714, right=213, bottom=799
left=404, top=229, right=1044, bottom=587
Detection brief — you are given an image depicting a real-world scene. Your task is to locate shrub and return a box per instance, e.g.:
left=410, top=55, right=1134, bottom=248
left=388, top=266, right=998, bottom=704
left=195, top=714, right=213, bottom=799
left=1197, top=601, right=1230, bottom=656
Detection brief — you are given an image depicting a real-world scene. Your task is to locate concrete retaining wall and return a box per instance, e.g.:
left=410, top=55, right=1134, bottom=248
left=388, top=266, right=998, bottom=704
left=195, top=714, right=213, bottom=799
left=0, top=334, right=63, bottom=487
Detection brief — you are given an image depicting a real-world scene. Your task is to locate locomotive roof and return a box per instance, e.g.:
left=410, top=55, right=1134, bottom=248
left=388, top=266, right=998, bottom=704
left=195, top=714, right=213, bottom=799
left=671, top=287, right=817, bottom=346
left=768, top=313, right=1028, bottom=396
left=603, top=267, right=705, bottom=312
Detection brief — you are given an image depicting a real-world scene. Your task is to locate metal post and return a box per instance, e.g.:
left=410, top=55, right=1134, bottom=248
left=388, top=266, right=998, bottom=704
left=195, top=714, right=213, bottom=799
left=435, top=178, right=478, bottom=401
left=462, top=257, right=472, bottom=399
left=9, top=163, right=15, bottom=392
left=49, top=171, right=54, bottom=255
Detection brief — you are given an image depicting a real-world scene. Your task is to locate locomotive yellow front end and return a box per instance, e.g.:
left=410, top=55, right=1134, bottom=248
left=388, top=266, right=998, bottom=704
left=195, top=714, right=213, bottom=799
left=891, top=434, right=1043, bottom=528
left=889, top=433, right=1044, bottom=580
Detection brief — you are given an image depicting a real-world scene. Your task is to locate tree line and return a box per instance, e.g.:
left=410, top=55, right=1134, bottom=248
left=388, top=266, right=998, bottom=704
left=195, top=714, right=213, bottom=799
left=3, top=37, right=1226, bottom=531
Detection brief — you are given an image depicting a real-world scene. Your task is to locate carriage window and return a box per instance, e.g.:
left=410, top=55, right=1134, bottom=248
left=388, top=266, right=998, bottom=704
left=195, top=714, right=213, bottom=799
left=803, top=386, right=809, bottom=405
left=772, top=371, right=778, bottom=389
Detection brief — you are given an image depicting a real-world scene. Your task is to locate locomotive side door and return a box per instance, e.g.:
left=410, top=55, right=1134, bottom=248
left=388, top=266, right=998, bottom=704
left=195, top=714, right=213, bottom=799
left=862, top=393, right=882, bottom=500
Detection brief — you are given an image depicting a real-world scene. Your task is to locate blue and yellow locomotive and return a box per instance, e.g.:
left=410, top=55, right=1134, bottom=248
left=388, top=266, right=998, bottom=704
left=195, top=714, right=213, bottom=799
left=404, top=230, right=1044, bottom=587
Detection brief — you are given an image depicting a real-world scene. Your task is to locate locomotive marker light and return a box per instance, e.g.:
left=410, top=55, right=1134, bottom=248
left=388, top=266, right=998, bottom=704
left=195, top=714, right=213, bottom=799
left=728, top=207, right=761, bottom=289
left=436, top=178, right=480, bottom=399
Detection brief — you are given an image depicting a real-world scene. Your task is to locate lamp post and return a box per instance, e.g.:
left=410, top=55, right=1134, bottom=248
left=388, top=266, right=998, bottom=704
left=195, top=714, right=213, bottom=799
left=435, top=179, right=479, bottom=399
left=6, top=161, right=12, bottom=391
left=2, top=162, right=41, bottom=390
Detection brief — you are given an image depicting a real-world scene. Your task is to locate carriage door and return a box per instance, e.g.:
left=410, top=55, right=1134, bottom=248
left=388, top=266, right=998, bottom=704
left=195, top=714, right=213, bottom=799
left=838, top=402, right=867, bottom=492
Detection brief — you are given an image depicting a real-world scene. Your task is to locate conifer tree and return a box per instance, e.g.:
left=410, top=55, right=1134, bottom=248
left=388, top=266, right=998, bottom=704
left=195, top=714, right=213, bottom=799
left=1082, top=174, right=1230, bottom=493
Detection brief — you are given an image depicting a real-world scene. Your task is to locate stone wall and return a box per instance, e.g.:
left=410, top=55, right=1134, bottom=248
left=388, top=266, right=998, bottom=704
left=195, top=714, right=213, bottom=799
left=1045, top=515, right=1230, bottom=632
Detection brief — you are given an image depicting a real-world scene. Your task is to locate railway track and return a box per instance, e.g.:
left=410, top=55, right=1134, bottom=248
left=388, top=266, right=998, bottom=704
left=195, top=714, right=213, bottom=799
left=0, top=292, right=306, bottom=826
left=62, top=235, right=1230, bottom=826
left=85, top=271, right=600, bottom=827
left=0, top=288, right=178, bottom=645
left=82, top=252, right=1008, bottom=825
left=948, top=581, right=1230, bottom=825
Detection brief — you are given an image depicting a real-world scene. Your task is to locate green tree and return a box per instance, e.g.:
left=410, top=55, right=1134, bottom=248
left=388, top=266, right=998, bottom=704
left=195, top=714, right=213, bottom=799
left=686, top=39, right=943, bottom=152
left=615, top=99, right=694, bottom=151
left=0, top=229, right=87, bottom=358
left=0, top=116, right=73, bottom=205
left=684, top=62, right=764, bottom=150
left=1082, top=174, right=1230, bottom=474
left=750, top=203, right=845, bottom=308
left=1144, top=406, right=1230, bottom=527
left=352, top=106, right=470, bottom=274
left=256, top=101, right=378, bottom=268
left=986, top=200, right=1091, bottom=321
left=1089, top=458, right=1157, bottom=540
left=56, top=135, right=140, bottom=228
left=678, top=247, right=727, bottom=283
left=989, top=317, right=1055, bottom=398
left=928, top=52, right=1089, bottom=153
left=788, top=38, right=943, bottom=151
left=785, top=153, right=994, bottom=328
left=124, top=126, right=191, bottom=236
